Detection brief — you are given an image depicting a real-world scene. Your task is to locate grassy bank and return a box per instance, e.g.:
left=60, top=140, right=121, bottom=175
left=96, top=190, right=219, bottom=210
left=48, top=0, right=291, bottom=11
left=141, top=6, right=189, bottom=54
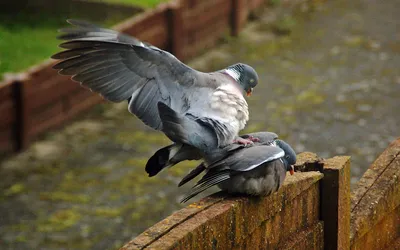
left=0, top=0, right=168, bottom=80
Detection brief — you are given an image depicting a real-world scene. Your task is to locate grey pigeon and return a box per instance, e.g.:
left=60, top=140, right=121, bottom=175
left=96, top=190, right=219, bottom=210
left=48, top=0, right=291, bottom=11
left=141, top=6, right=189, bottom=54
left=145, top=131, right=278, bottom=177
left=51, top=19, right=260, bottom=152
left=176, top=131, right=279, bottom=185
left=180, top=137, right=296, bottom=203
left=146, top=131, right=277, bottom=177
left=177, top=131, right=280, bottom=185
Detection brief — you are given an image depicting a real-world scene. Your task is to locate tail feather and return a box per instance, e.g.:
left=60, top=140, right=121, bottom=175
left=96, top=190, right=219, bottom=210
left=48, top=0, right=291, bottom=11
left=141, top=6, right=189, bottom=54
left=146, top=144, right=179, bottom=177
left=178, top=163, right=207, bottom=187
left=146, top=143, right=201, bottom=177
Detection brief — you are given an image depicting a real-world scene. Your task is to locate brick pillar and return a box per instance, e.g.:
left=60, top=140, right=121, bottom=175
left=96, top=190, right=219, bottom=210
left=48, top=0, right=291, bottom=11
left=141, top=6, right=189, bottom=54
left=321, top=156, right=351, bottom=250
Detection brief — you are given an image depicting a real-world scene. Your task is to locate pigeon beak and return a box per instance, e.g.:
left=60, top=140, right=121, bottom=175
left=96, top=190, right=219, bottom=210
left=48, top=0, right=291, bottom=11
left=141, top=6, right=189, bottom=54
left=246, top=88, right=253, bottom=97
left=289, top=165, right=294, bottom=175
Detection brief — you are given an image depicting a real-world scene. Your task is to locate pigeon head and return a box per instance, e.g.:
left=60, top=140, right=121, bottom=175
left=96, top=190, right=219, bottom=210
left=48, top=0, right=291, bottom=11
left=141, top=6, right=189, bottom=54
left=224, top=63, right=259, bottom=96
left=276, top=139, right=296, bottom=175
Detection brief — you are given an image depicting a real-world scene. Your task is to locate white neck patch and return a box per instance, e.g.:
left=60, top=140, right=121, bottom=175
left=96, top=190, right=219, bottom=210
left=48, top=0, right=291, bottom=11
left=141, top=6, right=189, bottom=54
left=225, top=68, right=240, bottom=81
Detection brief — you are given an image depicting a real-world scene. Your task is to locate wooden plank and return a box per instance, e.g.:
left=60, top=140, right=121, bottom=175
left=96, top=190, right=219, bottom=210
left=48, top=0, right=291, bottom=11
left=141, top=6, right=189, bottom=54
left=121, top=7, right=168, bottom=33
left=182, top=0, right=228, bottom=19
left=248, top=0, right=265, bottom=10
left=27, top=101, right=64, bottom=137
left=27, top=89, right=103, bottom=139
left=182, top=16, right=229, bottom=58
left=0, top=81, right=13, bottom=99
left=169, top=1, right=184, bottom=60
left=23, top=76, right=80, bottom=110
left=0, top=80, right=17, bottom=126
left=66, top=91, right=103, bottom=117
left=231, top=0, right=248, bottom=36
left=22, top=60, right=58, bottom=93
left=181, top=0, right=198, bottom=9
left=320, top=156, right=351, bottom=250
left=196, top=17, right=229, bottom=41
left=66, top=88, right=101, bottom=107
left=181, top=0, right=231, bottom=32
left=0, top=80, right=20, bottom=152
left=116, top=4, right=170, bottom=49
left=0, top=97, right=16, bottom=126
left=137, top=23, right=168, bottom=49
left=0, top=126, right=16, bottom=152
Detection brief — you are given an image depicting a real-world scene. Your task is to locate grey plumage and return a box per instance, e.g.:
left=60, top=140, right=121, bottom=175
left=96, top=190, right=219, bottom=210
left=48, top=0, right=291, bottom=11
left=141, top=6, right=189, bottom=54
left=146, top=131, right=278, bottom=178
left=157, top=102, right=218, bottom=151
left=180, top=135, right=296, bottom=203
left=52, top=19, right=259, bottom=152
left=145, top=143, right=200, bottom=177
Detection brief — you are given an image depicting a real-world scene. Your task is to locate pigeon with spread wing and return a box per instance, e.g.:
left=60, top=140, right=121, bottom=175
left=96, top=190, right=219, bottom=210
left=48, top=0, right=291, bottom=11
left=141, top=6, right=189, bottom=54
left=52, top=20, right=260, bottom=152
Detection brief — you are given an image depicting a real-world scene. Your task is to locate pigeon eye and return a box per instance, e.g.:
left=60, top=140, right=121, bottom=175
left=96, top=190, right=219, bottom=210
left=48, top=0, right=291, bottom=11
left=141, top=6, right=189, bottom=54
left=250, top=79, right=254, bottom=83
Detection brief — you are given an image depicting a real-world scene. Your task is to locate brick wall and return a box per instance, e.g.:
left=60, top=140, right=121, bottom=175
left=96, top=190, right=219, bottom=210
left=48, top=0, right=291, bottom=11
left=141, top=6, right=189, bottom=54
left=120, top=153, right=352, bottom=250
left=120, top=138, right=400, bottom=250
left=350, top=138, right=400, bottom=249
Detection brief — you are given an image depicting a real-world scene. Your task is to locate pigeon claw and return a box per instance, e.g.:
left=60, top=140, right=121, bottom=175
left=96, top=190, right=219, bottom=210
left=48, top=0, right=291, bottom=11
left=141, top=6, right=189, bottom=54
left=233, top=138, right=254, bottom=146
left=247, top=135, right=260, bottom=143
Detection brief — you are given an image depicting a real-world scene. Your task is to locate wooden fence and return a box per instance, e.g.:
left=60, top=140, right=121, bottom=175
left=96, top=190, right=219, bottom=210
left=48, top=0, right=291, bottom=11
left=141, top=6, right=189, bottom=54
left=120, top=138, right=400, bottom=250
left=0, top=0, right=268, bottom=156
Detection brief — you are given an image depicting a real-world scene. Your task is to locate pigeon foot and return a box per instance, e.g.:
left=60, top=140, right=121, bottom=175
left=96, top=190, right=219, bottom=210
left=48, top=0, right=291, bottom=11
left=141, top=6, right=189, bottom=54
left=233, top=138, right=254, bottom=146
left=246, top=135, right=260, bottom=142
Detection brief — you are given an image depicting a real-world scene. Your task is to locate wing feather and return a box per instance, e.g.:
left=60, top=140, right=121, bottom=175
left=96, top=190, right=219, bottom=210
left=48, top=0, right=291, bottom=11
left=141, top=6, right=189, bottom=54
left=180, top=171, right=230, bottom=203
left=52, top=20, right=204, bottom=131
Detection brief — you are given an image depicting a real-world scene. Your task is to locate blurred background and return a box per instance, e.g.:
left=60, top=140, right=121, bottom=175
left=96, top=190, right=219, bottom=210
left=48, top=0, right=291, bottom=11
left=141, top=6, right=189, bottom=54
left=0, top=0, right=399, bottom=249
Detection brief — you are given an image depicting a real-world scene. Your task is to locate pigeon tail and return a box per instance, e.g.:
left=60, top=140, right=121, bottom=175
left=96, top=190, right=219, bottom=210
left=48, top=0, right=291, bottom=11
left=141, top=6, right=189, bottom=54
left=145, top=144, right=178, bottom=177
left=145, top=143, right=201, bottom=177
left=178, top=162, right=206, bottom=187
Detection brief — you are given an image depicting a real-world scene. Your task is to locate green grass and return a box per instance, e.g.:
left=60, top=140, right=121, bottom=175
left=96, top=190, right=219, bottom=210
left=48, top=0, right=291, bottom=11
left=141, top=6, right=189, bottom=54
left=0, top=0, right=166, bottom=80
left=93, top=0, right=168, bottom=8
left=0, top=23, right=61, bottom=78
left=0, top=12, right=124, bottom=80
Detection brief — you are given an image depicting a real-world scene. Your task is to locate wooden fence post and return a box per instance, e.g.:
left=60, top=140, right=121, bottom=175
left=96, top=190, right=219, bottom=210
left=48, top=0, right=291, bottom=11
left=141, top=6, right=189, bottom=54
left=231, top=0, right=247, bottom=36
left=13, top=79, right=24, bottom=151
left=16, top=80, right=30, bottom=150
left=168, top=0, right=184, bottom=60
left=320, top=156, right=351, bottom=250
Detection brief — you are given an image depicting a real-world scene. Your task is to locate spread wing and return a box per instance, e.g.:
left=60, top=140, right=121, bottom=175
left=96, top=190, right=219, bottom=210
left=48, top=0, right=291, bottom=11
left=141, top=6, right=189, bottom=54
left=52, top=19, right=209, bottom=130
